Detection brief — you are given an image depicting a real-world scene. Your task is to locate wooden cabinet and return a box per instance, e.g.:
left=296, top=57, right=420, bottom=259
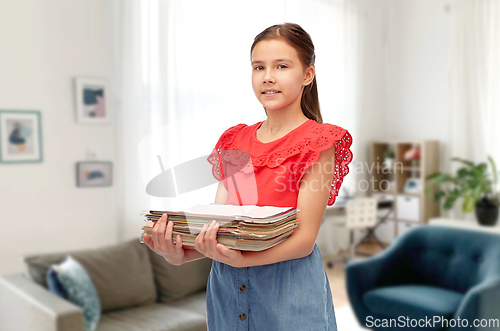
left=369, top=140, right=440, bottom=242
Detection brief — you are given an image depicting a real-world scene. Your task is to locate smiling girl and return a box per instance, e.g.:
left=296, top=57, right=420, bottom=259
left=143, top=22, right=352, bottom=330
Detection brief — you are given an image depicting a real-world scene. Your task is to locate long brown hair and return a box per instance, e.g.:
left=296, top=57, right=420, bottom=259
left=250, top=23, right=323, bottom=124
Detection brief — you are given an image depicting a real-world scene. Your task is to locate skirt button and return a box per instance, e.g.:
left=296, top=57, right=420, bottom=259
left=240, top=313, right=246, bottom=321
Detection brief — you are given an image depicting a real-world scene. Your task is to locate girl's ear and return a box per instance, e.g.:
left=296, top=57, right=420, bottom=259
left=303, top=65, right=315, bottom=86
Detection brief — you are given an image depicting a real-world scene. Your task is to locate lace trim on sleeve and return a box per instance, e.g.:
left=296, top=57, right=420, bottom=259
left=293, top=125, right=353, bottom=206
left=207, top=124, right=247, bottom=181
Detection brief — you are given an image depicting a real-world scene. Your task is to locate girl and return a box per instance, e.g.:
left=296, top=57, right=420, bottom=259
left=144, top=22, right=352, bottom=330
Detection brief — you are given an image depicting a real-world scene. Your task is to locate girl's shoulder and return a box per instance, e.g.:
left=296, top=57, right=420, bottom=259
left=306, top=121, right=351, bottom=145
left=212, top=122, right=251, bottom=149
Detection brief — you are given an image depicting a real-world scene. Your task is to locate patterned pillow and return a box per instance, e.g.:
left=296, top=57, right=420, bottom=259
left=48, top=255, right=101, bottom=331
left=46, top=268, right=68, bottom=299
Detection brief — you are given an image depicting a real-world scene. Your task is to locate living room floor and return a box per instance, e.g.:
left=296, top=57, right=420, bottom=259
left=322, top=242, right=384, bottom=330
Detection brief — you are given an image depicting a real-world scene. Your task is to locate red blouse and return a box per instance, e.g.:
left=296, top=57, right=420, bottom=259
left=207, top=119, right=353, bottom=208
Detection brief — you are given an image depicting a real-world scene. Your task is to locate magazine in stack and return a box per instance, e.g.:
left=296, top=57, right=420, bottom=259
left=140, top=204, right=299, bottom=251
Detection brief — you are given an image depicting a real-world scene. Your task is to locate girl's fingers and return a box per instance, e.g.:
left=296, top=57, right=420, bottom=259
left=151, top=214, right=163, bottom=248
left=207, top=220, right=215, bottom=238
left=213, top=222, right=220, bottom=252
left=213, top=221, right=220, bottom=239
left=195, top=223, right=208, bottom=253
left=175, top=234, right=182, bottom=252
left=205, top=221, right=217, bottom=256
left=164, top=217, right=174, bottom=247
left=208, top=220, right=219, bottom=241
left=216, top=243, right=228, bottom=257
left=143, top=233, right=154, bottom=250
left=156, top=214, right=168, bottom=251
left=202, top=222, right=212, bottom=250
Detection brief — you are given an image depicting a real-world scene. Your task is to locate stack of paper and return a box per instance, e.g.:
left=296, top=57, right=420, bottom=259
left=140, top=204, right=299, bottom=251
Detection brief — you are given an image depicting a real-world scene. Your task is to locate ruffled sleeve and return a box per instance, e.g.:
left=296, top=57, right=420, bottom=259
left=207, top=124, right=247, bottom=181
left=293, top=124, right=353, bottom=206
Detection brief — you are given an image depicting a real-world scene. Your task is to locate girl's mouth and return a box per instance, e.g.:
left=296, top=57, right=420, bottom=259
left=262, top=91, right=281, bottom=96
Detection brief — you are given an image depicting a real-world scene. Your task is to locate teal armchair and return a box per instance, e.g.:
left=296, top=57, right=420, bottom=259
left=345, top=225, right=500, bottom=331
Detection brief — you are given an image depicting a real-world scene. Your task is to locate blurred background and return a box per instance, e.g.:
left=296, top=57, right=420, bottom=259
left=1, top=0, right=499, bottom=329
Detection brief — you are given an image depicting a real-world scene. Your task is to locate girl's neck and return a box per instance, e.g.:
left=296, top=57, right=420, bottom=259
left=261, top=109, right=309, bottom=135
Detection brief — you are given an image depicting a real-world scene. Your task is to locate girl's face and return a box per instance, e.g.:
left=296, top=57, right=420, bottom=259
left=251, top=39, right=314, bottom=112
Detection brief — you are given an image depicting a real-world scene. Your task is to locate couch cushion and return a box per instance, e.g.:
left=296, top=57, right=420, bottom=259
left=97, top=303, right=207, bottom=331
left=50, top=255, right=101, bottom=331
left=163, top=291, right=207, bottom=317
left=148, top=250, right=212, bottom=303
left=364, top=285, right=463, bottom=320
left=25, top=239, right=156, bottom=312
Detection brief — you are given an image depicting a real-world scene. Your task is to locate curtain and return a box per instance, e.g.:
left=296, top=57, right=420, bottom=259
left=447, top=0, right=500, bottom=219
left=111, top=0, right=364, bottom=240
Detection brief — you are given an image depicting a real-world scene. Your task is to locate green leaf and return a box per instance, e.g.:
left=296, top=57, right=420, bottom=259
left=434, top=191, right=446, bottom=202
left=457, top=167, right=470, bottom=178
left=451, top=157, right=475, bottom=167
left=427, top=172, right=442, bottom=180
left=427, top=173, right=454, bottom=184
left=443, top=193, right=459, bottom=209
left=462, top=196, right=476, bottom=213
left=488, top=155, right=498, bottom=185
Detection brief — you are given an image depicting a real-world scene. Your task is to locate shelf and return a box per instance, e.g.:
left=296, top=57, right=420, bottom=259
left=395, top=166, right=421, bottom=171
left=372, top=189, right=396, bottom=195
left=370, top=140, right=440, bottom=235
left=397, top=192, right=422, bottom=197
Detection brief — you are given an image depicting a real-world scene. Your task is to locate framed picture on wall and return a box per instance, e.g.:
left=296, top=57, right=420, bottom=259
left=74, top=77, right=110, bottom=124
left=0, top=110, right=43, bottom=163
left=76, top=161, right=113, bottom=187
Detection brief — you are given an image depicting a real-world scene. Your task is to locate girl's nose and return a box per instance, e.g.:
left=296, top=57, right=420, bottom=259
left=263, top=69, right=275, bottom=84
left=263, top=77, right=275, bottom=84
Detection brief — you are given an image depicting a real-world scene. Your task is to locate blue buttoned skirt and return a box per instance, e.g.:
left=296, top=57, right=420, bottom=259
left=206, top=243, right=338, bottom=330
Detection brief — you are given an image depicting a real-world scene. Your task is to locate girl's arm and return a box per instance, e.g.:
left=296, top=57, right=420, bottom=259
left=236, top=144, right=336, bottom=268
left=182, top=180, right=229, bottom=264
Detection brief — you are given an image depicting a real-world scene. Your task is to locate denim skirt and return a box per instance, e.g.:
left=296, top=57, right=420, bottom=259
left=206, top=243, right=338, bottom=330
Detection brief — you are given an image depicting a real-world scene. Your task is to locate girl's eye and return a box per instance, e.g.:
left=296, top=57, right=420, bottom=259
left=278, top=64, right=287, bottom=69
left=254, top=66, right=264, bottom=71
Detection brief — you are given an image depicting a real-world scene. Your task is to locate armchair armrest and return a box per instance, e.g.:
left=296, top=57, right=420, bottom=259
left=453, top=277, right=500, bottom=331
left=345, top=239, right=405, bottom=325
left=0, top=274, right=84, bottom=331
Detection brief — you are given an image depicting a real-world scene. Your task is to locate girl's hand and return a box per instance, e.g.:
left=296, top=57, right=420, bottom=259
left=195, top=220, right=243, bottom=267
left=143, top=213, right=185, bottom=266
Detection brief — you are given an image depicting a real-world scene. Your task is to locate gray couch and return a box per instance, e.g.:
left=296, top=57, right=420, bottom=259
left=0, top=238, right=212, bottom=331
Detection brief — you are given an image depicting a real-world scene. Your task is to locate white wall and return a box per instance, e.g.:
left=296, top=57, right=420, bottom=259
left=354, top=0, right=389, bottom=178
left=352, top=0, right=454, bottom=181
left=0, top=0, right=118, bottom=275
left=383, top=0, right=453, bottom=167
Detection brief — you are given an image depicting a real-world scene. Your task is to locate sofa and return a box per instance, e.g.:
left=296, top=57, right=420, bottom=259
left=345, top=225, right=500, bottom=331
left=0, top=238, right=213, bottom=331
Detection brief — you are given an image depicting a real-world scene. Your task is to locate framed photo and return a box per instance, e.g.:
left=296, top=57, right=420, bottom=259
left=74, top=77, right=110, bottom=124
left=76, top=161, right=112, bottom=187
left=0, top=110, right=43, bottom=163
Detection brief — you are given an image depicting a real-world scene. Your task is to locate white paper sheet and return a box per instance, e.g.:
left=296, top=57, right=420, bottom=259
left=183, top=204, right=293, bottom=219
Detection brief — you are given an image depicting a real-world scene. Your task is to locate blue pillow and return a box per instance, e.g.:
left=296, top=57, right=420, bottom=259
left=48, top=255, right=101, bottom=331
left=46, top=268, right=68, bottom=299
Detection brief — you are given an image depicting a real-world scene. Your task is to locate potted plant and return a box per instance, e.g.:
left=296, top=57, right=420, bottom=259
left=427, top=156, right=500, bottom=226
left=383, top=150, right=395, bottom=169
